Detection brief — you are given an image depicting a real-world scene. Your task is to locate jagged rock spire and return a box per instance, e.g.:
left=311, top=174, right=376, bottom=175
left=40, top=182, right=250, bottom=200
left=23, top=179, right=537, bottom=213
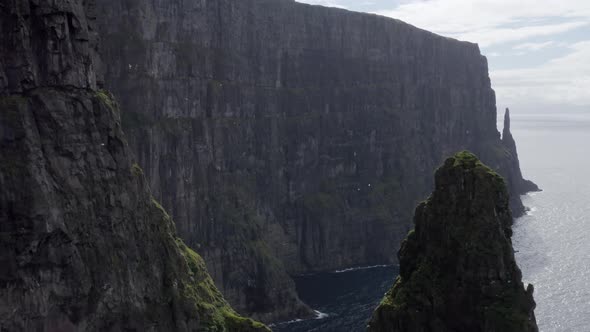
left=503, top=107, right=511, bottom=136
left=367, top=151, right=538, bottom=332
left=500, top=108, right=540, bottom=195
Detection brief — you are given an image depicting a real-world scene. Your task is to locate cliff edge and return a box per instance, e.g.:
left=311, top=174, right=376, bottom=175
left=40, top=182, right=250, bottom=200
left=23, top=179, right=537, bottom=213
left=95, top=0, right=537, bottom=321
left=0, top=1, right=267, bottom=331
left=367, top=151, right=537, bottom=332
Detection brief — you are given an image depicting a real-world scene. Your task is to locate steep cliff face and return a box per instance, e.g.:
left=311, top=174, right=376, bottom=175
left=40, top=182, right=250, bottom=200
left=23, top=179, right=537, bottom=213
left=95, top=0, right=536, bottom=321
left=367, top=152, right=538, bottom=332
left=501, top=108, right=540, bottom=195
left=0, top=1, right=267, bottom=331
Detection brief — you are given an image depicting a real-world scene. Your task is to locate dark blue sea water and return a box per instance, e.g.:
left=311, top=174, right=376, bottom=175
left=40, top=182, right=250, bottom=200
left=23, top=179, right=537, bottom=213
left=272, top=265, right=398, bottom=332
left=274, top=111, right=590, bottom=332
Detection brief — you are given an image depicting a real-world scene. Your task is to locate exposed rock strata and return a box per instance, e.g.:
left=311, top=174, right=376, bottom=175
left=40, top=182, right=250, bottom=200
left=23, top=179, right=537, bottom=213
left=0, top=1, right=267, bottom=331
left=501, top=108, right=540, bottom=195
left=95, top=0, right=537, bottom=321
left=367, top=151, right=538, bottom=332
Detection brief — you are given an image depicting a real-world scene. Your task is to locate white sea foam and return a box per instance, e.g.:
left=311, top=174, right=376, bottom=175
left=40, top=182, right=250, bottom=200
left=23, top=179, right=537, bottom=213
left=313, top=310, right=329, bottom=319
left=333, top=264, right=391, bottom=273
left=269, top=318, right=303, bottom=327
left=271, top=309, right=328, bottom=327
left=526, top=206, right=538, bottom=216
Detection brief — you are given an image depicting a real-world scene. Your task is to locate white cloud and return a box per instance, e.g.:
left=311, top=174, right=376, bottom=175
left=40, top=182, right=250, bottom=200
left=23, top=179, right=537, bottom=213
left=491, top=41, right=590, bottom=108
left=296, top=0, right=590, bottom=110
left=458, top=22, right=587, bottom=47
left=514, top=41, right=556, bottom=51
left=296, top=0, right=348, bottom=9
left=374, top=0, right=590, bottom=46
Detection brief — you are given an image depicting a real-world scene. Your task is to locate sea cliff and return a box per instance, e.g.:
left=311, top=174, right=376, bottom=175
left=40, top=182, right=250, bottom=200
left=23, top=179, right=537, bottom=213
left=96, top=0, right=537, bottom=321
left=0, top=1, right=267, bottom=330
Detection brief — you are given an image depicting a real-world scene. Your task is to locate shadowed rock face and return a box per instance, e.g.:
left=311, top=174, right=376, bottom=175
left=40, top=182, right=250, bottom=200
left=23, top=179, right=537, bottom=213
left=501, top=108, right=541, bottom=197
left=0, top=0, right=539, bottom=328
left=367, top=151, right=538, bottom=332
left=0, top=1, right=267, bottom=331
left=94, top=0, right=537, bottom=321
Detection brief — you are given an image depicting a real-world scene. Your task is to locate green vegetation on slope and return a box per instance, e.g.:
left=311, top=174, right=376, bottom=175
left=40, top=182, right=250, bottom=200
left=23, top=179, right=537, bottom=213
left=111, top=97, right=270, bottom=332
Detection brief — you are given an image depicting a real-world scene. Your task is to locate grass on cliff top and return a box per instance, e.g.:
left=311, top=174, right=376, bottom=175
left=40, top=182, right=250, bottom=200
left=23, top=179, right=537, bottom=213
left=452, top=151, right=490, bottom=170
left=450, top=151, right=506, bottom=186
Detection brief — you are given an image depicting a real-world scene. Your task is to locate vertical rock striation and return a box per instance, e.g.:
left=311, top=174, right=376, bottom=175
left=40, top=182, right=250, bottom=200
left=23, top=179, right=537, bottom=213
left=501, top=108, right=540, bottom=196
left=0, top=1, right=267, bottom=331
left=95, top=0, right=538, bottom=321
left=367, top=151, right=538, bottom=332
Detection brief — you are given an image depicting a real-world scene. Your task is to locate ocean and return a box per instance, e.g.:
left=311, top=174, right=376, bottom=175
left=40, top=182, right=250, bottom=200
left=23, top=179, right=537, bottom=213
left=272, top=265, right=397, bottom=332
left=274, top=111, right=590, bottom=332
left=512, top=111, right=590, bottom=332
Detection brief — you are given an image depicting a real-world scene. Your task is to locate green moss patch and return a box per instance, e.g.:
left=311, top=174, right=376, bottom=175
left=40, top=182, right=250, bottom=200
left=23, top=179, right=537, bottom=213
left=131, top=163, right=144, bottom=177
left=95, top=89, right=116, bottom=111
left=449, top=151, right=506, bottom=192
left=369, top=152, right=535, bottom=331
left=148, top=196, right=268, bottom=331
left=174, top=238, right=270, bottom=331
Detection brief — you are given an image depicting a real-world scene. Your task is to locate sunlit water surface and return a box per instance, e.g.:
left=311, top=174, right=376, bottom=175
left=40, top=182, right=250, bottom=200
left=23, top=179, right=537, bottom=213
left=274, top=111, right=590, bottom=332
left=511, top=112, right=590, bottom=332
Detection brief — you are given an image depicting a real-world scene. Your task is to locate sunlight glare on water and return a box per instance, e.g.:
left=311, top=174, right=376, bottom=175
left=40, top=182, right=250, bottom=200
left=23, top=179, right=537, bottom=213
left=276, top=112, right=590, bottom=332
left=511, top=112, right=590, bottom=332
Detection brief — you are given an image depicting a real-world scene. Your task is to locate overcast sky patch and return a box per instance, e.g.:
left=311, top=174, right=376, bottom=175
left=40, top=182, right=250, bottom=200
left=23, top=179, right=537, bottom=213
left=296, top=0, right=590, bottom=112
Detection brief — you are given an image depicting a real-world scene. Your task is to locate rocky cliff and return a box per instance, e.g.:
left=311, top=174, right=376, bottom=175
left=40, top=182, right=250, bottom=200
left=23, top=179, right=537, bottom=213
left=0, top=1, right=267, bottom=331
left=95, top=0, right=537, bottom=321
left=501, top=108, right=540, bottom=197
left=367, top=151, right=538, bottom=332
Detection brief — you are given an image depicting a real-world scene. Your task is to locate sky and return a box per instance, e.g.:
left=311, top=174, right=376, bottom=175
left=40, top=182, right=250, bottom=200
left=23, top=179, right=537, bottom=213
left=296, top=0, right=590, bottom=113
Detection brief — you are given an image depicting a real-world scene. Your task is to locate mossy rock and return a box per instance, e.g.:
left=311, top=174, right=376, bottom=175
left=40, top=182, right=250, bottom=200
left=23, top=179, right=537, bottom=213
left=131, top=163, right=144, bottom=177
left=174, top=238, right=270, bottom=331
left=368, top=151, right=537, bottom=332
left=144, top=197, right=269, bottom=331
left=95, top=89, right=116, bottom=111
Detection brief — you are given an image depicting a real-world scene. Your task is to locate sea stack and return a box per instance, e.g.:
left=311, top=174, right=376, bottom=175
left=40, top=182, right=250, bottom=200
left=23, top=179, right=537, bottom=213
left=501, top=108, right=540, bottom=194
left=367, top=151, right=538, bottom=332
